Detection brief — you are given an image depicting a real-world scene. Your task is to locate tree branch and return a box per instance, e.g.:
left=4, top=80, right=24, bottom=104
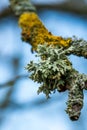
left=1, top=0, right=87, bottom=19
left=8, top=0, right=87, bottom=121
left=0, top=74, right=28, bottom=88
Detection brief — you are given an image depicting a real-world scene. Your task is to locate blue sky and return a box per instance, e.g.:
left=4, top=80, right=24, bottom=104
left=0, top=1, right=87, bottom=130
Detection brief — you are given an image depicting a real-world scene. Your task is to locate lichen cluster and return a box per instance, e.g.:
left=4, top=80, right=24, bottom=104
left=26, top=44, right=87, bottom=121
left=19, top=12, right=72, bottom=50
left=26, top=44, right=72, bottom=98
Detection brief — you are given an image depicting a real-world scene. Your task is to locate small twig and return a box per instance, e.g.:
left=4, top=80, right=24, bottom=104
left=0, top=74, right=28, bottom=88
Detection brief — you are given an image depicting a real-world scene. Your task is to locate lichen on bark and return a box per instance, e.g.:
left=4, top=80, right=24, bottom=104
left=9, top=0, right=36, bottom=16
left=26, top=44, right=87, bottom=121
left=9, top=0, right=87, bottom=121
left=18, top=12, right=72, bottom=51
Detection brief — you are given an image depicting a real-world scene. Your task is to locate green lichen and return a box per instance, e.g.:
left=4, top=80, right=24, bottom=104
left=26, top=44, right=87, bottom=121
left=10, top=0, right=36, bottom=16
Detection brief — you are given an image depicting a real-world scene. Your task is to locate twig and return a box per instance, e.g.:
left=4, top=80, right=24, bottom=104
left=0, top=74, right=28, bottom=88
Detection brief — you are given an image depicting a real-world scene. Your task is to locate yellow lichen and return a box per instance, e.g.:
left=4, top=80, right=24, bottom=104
left=19, top=12, right=72, bottom=50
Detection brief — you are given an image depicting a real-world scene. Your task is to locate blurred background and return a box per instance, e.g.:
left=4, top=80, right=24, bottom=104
left=0, top=0, right=87, bottom=130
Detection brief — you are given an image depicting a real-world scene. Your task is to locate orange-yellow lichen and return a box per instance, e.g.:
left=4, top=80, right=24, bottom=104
left=19, top=12, right=72, bottom=50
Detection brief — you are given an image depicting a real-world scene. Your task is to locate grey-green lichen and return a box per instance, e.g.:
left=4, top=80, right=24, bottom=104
left=26, top=44, right=72, bottom=97
left=9, top=0, right=36, bottom=16
left=26, top=43, right=87, bottom=121
left=65, top=36, right=87, bottom=58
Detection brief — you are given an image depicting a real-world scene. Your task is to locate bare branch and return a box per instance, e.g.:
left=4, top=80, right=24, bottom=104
left=0, top=74, right=28, bottom=88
